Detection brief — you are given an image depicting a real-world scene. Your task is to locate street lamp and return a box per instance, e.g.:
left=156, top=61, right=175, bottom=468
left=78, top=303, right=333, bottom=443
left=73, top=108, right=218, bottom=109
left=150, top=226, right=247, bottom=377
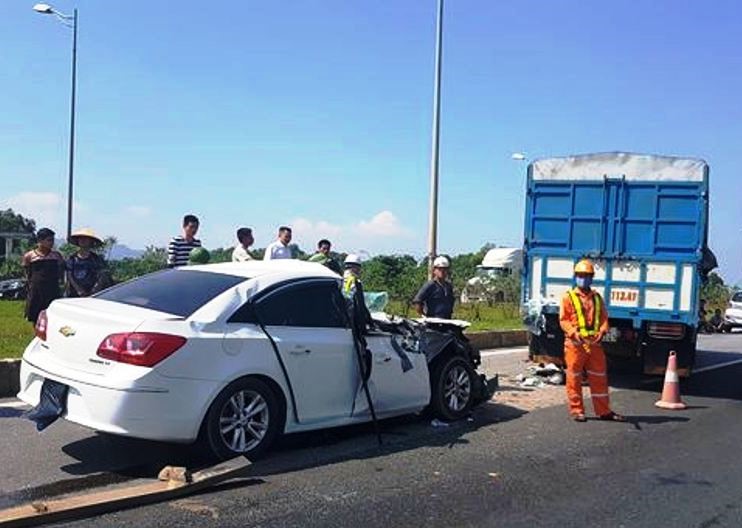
left=427, top=0, right=444, bottom=276
left=33, top=3, right=78, bottom=241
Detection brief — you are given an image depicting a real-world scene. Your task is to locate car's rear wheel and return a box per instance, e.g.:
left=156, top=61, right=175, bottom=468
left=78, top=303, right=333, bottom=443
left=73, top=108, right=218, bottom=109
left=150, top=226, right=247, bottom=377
left=430, top=355, right=476, bottom=421
left=204, top=377, right=282, bottom=461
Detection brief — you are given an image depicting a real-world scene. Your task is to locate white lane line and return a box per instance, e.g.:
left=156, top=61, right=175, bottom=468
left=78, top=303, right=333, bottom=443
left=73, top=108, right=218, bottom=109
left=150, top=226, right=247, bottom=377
left=693, top=358, right=742, bottom=374
left=481, top=347, right=528, bottom=358
left=0, top=400, right=29, bottom=410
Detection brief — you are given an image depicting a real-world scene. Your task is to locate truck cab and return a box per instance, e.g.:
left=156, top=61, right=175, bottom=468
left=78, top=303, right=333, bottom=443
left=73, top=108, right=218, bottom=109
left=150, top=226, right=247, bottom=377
left=461, top=248, right=523, bottom=304
left=521, top=152, right=715, bottom=376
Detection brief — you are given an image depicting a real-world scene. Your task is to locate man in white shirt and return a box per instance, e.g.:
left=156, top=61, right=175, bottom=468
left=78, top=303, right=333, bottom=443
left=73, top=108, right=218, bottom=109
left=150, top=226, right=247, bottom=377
left=231, top=227, right=254, bottom=262
left=263, top=226, right=293, bottom=260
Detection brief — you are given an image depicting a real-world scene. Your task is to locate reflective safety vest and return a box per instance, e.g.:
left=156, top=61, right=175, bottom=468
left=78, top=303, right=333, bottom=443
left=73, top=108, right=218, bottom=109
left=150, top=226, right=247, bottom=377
left=567, top=288, right=602, bottom=337
left=342, top=270, right=357, bottom=299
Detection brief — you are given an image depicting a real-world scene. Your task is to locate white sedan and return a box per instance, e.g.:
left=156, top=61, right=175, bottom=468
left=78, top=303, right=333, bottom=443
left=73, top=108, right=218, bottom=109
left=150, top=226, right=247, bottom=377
left=722, top=291, right=742, bottom=332
left=18, top=261, right=490, bottom=459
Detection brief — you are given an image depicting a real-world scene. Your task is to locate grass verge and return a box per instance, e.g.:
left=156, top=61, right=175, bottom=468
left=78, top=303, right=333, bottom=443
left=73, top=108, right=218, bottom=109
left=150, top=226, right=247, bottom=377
left=0, top=299, right=523, bottom=360
left=385, top=300, right=522, bottom=332
left=0, top=301, right=33, bottom=359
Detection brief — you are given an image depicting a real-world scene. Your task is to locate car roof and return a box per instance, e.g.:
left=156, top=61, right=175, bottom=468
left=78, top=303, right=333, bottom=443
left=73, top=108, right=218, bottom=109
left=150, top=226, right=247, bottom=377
left=183, top=259, right=341, bottom=280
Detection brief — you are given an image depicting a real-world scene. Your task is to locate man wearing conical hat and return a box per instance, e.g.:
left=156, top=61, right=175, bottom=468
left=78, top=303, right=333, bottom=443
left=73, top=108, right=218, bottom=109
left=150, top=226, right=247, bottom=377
left=65, top=228, right=108, bottom=297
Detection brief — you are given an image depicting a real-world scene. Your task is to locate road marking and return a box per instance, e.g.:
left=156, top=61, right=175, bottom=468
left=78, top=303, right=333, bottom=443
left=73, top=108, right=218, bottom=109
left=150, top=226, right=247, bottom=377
left=481, top=347, right=527, bottom=358
left=0, top=400, right=29, bottom=410
left=693, top=358, right=742, bottom=374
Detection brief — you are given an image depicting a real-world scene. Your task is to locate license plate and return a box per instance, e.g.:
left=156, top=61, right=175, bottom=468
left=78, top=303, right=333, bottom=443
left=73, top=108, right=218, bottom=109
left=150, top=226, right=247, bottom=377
left=610, top=288, right=639, bottom=307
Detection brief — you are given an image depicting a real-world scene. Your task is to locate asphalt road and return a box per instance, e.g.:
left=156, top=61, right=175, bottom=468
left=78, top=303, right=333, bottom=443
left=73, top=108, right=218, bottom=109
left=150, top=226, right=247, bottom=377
left=1, top=333, right=741, bottom=527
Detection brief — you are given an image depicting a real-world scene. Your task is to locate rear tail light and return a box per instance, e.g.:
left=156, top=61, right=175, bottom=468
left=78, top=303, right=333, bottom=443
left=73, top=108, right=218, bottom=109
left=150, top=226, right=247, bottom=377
left=647, top=323, right=685, bottom=340
left=97, top=333, right=187, bottom=367
left=35, top=310, right=48, bottom=341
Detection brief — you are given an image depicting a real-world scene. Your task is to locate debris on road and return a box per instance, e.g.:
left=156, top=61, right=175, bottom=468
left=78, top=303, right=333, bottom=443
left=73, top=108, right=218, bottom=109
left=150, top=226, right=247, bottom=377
left=515, top=363, right=565, bottom=388
left=0, top=457, right=251, bottom=527
left=430, top=419, right=450, bottom=428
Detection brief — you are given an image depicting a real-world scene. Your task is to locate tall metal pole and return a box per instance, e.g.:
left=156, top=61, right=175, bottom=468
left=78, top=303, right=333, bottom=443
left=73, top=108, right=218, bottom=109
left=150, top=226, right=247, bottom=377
left=66, top=9, right=78, bottom=241
left=427, top=0, right=443, bottom=277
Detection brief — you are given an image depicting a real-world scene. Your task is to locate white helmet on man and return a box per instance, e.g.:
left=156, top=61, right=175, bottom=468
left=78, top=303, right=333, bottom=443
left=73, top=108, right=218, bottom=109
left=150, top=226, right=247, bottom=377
left=432, top=256, right=450, bottom=268
left=344, top=253, right=362, bottom=267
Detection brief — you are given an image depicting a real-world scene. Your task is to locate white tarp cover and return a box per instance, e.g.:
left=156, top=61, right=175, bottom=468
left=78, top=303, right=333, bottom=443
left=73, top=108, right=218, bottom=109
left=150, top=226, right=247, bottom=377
left=480, top=248, right=523, bottom=269
left=531, top=152, right=707, bottom=182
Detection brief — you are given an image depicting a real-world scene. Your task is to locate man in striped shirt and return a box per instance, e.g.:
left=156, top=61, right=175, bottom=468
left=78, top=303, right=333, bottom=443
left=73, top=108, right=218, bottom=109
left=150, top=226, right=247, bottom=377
left=167, top=214, right=202, bottom=267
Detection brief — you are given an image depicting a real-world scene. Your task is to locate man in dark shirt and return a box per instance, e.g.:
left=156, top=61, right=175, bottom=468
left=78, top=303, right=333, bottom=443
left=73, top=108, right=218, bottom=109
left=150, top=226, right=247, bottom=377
left=414, top=256, right=455, bottom=319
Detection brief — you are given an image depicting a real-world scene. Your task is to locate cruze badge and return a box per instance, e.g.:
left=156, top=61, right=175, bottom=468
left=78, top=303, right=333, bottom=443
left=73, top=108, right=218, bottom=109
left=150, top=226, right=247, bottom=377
left=59, top=326, right=76, bottom=337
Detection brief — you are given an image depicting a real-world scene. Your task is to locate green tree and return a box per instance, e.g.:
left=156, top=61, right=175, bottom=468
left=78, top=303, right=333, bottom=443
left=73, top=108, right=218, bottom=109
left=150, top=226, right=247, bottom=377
left=109, top=246, right=167, bottom=283
left=363, top=255, right=426, bottom=315
left=701, top=271, right=731, bottom=311
left=0, top=209, right=36, bottom=234
left=0, top=257, right=24, bottom=280
left=209, top=247, right=233, bottom=263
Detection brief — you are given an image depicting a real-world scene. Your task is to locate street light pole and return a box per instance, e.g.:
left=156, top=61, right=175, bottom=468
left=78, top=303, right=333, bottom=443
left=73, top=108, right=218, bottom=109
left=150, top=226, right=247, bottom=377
left=427, top=0, right=444, bottom=277
left=66, top=9, right=78, bottom=241
left=33, top=4, right=78, bottom=240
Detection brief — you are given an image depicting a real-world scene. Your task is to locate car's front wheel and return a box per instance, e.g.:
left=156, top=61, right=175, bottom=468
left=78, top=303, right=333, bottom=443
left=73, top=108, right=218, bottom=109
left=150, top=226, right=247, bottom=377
left=204, top=377, right=283, bottom=461
left=430, top=355, right=476, bottom=421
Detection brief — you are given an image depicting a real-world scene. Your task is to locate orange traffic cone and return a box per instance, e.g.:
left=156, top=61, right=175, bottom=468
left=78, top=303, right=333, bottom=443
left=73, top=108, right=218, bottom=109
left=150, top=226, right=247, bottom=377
left=655, top=351, right=687, bottom=410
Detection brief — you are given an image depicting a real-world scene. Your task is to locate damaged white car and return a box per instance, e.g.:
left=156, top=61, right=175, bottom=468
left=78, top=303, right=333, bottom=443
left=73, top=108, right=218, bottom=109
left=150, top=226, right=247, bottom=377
left=18, top=261, right=494, bottom=459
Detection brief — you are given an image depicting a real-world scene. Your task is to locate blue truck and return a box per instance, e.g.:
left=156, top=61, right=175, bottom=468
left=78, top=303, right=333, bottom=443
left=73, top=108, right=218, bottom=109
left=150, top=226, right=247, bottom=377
left=521, top=152, right=716, bottom=376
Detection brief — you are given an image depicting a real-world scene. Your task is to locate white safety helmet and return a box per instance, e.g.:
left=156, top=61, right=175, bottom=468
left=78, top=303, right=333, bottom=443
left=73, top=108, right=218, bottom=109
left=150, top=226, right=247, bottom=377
left=344, top=254, right=362, bottom=267
left=432, top=256, right=450, bottom=268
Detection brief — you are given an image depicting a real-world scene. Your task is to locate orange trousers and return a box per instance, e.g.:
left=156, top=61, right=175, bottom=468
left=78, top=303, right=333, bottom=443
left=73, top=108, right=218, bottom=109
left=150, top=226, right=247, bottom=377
left=564, top=341, right=612, bottom=416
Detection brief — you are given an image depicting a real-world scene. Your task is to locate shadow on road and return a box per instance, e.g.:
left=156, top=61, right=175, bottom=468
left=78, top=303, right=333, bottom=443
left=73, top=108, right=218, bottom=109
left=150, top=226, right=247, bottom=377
left=250, top=402, right=525, bottom=477
left=35, top=400, right=526, bottom=498
left=623, top=415, right=690, bottom=431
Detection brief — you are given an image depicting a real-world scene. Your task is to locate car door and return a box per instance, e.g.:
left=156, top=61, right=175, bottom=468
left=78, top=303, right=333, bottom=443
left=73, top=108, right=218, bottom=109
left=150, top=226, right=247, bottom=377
left=255, top=279, right=358, bottom=424
left=358, top=333, right=430, bottom=417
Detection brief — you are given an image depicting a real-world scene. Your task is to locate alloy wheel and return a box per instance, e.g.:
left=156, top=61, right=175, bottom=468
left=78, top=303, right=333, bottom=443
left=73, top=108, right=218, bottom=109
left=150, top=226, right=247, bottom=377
left=218, top=390, right=270, bottom=453
left=443, top=365, right=472, bottom=412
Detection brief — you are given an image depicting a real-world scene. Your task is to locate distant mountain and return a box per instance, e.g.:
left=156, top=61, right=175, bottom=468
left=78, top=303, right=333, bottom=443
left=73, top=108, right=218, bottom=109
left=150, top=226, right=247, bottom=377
left=109, top=244, right=144, bottom=260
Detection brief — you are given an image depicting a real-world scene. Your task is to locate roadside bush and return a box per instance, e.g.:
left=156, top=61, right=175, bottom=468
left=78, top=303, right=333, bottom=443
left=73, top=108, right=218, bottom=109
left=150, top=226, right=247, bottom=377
left=0, top=256, right=24, bottom=280
left=701, top=272, right=732, bottom=312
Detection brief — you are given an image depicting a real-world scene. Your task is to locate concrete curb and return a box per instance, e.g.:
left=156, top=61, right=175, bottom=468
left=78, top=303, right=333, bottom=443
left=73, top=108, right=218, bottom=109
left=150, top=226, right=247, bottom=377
left=465, top=330, right=528, bottom=351
left=0, top=359, right=21, bottom=398
left=0, top=330, right=529, bottom=398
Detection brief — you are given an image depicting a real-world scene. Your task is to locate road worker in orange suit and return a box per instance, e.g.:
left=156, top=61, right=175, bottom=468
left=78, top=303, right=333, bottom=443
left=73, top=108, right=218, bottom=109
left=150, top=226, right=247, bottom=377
left=559, top=259, right=626, bottom=423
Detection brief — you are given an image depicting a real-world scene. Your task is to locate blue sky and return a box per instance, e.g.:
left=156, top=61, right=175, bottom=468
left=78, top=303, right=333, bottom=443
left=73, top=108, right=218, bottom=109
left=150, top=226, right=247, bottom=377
left=1, top=1, right=740, bottom=284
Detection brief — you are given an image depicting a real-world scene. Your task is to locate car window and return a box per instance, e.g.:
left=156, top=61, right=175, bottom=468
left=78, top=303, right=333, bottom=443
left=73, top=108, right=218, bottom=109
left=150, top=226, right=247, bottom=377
left=236, top=281, right=347, bottom=328
left=732, top=292, right=742, bottom=303
left=95, top=269, right=246, bottom=317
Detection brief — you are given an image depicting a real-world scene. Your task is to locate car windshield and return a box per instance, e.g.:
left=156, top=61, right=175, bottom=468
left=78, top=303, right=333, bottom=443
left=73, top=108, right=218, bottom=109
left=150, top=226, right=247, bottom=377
left=475, top=267, right=509, bottom=279
left=732, top=292, right=742, bottom=303
left=95, top=269, right=246, bottom=317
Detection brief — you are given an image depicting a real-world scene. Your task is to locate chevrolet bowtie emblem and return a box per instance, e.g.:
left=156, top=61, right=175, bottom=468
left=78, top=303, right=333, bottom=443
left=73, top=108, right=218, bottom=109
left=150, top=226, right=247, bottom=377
left=59, top=326, right=76, bottom=337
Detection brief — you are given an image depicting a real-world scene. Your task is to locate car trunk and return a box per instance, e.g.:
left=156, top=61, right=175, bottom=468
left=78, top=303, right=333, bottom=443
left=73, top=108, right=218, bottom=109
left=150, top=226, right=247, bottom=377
left=39, top=298, right=181, bottom=376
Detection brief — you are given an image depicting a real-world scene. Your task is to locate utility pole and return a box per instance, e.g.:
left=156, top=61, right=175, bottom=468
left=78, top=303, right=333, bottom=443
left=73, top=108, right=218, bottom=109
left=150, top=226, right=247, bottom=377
left=427, top=0, right=444, bottom=277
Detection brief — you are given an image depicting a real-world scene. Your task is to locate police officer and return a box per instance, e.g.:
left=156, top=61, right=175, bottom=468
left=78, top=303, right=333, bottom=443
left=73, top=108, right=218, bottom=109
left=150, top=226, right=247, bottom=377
left=559, top=259, right=625, bottom=423
left=413, top=256, right=454, bottom=319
